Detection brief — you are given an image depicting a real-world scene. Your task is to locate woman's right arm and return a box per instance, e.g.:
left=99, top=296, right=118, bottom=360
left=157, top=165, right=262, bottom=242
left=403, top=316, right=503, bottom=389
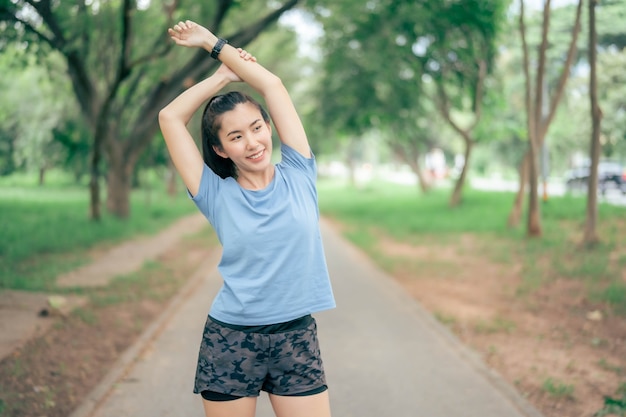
left=158, top=73, right=230, bottom=196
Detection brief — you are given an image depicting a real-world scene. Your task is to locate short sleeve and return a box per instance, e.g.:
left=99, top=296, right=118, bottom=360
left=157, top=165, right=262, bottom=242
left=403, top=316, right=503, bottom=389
left=280, top=143, right=317, bottom=181
left=188, top=163, right=223, bottom=223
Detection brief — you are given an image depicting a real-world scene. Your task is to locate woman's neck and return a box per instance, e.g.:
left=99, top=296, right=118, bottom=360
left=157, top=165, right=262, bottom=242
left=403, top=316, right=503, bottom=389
left=236, top=165, right=275, bottom=190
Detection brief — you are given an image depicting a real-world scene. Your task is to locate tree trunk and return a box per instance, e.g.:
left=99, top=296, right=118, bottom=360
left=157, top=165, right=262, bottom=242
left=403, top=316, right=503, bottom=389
left=345, top=138, right=361, bottom=188
left=527, top=141, right=542, bottom=236
left=89, top=136, right=102, bottom=221
left=38, top=167, right=46, bottom=186
left=167, top=158, right=177, bottom=197
left=449, top=136, right=473, bottom=207
left=105, top=143, right=134, bottom=218
left=583, top=0, right=601, bottom=246
left=389, top=141, right=429, bottom=193
left=106, top=163, right=132, bottom=219
left=405, top=156, right=429, bottom=193
left=508, top=151, right=529, bottom=228
left=516, top=0, right=583, bottom=237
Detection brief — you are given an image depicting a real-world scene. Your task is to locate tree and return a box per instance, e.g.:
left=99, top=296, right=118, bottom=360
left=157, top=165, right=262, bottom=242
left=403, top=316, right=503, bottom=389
left=0, top=0, right=301, bottom=219
left=583, top=0, right=602, bottom=246
left=508, top=0, right=583, bottom=236
left=421, top=0, right=504, bottom=206
left=0, top=45, right=70, bottom=183
left=312, top=0, right=505, bottom=195
left=597, top=49, right=626, bottom=158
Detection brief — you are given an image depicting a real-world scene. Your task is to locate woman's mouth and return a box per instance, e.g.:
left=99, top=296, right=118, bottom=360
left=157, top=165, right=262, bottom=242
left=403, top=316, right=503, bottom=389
left=248, top=149, right=264, bottom=160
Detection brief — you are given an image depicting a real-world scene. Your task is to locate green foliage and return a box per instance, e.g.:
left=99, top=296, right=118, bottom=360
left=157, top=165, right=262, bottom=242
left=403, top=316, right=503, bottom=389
left=0, top=185, right=196, bottom=291
left=598, top=48, right=626, bottom=158
left=594, top=383, right=626, bottom=417
left=502, top=0, right=626, bottom=170
left=312, top=0, right=507, bottom=145
left=596, top=0, right=626, bottom=49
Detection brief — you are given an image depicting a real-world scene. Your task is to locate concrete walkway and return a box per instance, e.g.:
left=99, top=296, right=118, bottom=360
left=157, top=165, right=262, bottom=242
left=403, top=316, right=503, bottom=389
left=71, top=219, right=544, bottom=417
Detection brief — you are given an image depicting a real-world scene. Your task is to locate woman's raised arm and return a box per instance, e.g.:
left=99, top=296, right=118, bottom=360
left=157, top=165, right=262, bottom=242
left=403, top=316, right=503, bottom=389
left=159, top=53, right=252, bottom=196
left=168, top=20, right=311, bottom=158
left=158, top=72, right=230, bottom=196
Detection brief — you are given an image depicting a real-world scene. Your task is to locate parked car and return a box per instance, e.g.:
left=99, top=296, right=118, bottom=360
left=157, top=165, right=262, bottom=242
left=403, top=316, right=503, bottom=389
left=565, top=161, right=626, bottom=194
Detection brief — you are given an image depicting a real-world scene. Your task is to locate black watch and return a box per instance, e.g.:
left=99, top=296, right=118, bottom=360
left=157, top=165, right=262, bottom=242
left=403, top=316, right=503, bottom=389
left=211, top=38, right=228, bottom=59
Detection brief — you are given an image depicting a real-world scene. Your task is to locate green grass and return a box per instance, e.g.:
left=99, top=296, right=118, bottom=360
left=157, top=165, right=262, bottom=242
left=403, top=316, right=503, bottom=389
left=474, top=316, right=517, bottom=334
left=0, top=185, right=196, bottom=291
left=542, top=377, right=575, bottom=399
left=594, top=282, right=626, bottom=314
left=318, top=179, right=626, bottom=313
left=319, top=180, right=522, bottom=237
left=594, top=383, right=626, bottom=417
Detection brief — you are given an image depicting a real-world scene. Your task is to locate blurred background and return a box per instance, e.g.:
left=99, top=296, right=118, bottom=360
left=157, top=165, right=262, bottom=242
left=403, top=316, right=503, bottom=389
left=1, top=1, right=625, bottom=417
left=1, top=0, right=624, bottom=222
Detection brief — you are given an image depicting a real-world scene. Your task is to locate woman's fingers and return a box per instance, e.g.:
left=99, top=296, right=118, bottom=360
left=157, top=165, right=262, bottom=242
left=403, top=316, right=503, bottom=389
left=236, top=47, right=257, bottom=62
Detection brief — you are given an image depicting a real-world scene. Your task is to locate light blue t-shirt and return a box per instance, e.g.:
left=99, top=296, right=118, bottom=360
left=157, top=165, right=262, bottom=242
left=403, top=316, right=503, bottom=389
left=191, top=144, right=336, bottom=325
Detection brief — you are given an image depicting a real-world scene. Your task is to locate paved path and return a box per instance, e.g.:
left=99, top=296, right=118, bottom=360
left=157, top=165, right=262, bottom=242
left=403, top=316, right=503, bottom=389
left=0, top=214, right=207, bottom=363
left=72, top=219, right=544, bottom=417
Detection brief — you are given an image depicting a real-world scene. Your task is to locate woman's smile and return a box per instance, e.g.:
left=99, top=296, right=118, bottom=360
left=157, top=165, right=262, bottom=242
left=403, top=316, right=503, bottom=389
left=247, top=148, right=265, bottom=160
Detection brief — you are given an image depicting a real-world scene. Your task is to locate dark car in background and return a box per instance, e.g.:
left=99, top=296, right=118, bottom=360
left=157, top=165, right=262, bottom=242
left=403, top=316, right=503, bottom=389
left=565, top=161, right=626, bottom=194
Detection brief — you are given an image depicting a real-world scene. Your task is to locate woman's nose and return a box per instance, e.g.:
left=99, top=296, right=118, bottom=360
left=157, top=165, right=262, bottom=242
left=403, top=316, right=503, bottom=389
left=246, top=136, right=259, bottom=149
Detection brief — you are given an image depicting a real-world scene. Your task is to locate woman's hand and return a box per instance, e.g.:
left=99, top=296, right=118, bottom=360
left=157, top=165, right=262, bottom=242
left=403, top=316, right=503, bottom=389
left=168, top=20, right=212, bottom=48
left=216, top=48, right=257, bottom=82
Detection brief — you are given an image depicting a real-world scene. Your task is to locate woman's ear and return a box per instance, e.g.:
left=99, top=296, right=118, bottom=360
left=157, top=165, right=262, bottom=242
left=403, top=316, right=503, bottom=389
left=213, top=145, right=228, bottom=159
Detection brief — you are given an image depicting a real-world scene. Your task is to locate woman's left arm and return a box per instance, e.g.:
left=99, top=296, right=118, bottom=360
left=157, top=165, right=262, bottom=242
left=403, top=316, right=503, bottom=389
left=168, top=20, right=311, bottom=158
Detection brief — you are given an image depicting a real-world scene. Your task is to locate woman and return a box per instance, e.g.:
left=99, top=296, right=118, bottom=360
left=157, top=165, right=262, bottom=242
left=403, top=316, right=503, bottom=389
left=158, top=20, right=336, bottom=417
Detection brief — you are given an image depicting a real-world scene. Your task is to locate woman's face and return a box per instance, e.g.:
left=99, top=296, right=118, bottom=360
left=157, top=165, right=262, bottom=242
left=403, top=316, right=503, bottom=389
left=214, top=102, right=273, bottom=175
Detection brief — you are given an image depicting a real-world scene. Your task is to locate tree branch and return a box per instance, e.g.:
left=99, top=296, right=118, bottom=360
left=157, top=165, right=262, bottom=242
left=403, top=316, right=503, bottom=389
left=129, top=0, right=302, bottom=154
left=519, top=0, right=534, bottom=143
left=118, top=0, right=133, bottom=80
left=534, top=0, right=551, bottom=141
left=210, top=0, right=234, bottom=33
left=0, top=12, right=55, bottom=48
left=468, top=59, right=486, bottom=131
left=541, top=0, right=583, bottom=139
left=26, top=0, right=67, bottom=50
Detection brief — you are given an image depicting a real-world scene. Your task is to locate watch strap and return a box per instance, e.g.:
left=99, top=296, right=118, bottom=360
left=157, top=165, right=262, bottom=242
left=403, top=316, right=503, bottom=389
left=210, top=38, right=228, bottom=59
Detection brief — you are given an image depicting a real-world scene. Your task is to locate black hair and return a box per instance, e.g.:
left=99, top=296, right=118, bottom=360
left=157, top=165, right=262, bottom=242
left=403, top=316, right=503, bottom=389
left=201, top=91, right=270, bottom=179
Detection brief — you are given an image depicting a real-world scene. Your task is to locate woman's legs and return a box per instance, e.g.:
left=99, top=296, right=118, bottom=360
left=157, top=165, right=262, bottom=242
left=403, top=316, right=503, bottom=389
left=202, top=396, right=257, bottom=417
left=269, top=391, right=332, bottom=417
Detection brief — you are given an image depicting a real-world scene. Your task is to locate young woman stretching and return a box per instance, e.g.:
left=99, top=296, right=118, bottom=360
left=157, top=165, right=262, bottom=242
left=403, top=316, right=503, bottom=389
left=158, top=20, right=336, bottom=417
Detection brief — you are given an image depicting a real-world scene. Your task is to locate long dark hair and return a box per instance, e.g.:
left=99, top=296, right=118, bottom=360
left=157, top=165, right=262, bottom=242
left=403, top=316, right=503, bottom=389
left=201, top=91, right=270, bottom=179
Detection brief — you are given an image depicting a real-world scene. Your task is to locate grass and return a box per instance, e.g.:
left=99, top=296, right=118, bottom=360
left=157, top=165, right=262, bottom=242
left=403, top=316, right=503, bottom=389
left=598, top=359, right=624, bottom=375
left=319, top=180, right=523, bottom=237
left=0, top=184, right=196, bottom=292
left=595, top=282, right=626, bottom=314
left=318, top=179, right=626, bottom=313
left=594, top=383, right=626, bottom=417
left=474, top=316, right=517, bottom=334
left=542, top=377, right=575, bottom=399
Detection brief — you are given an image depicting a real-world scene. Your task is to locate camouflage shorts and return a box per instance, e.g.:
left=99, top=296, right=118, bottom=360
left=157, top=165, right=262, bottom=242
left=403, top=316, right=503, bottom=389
left=193, top=315, right=327, bottom=398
